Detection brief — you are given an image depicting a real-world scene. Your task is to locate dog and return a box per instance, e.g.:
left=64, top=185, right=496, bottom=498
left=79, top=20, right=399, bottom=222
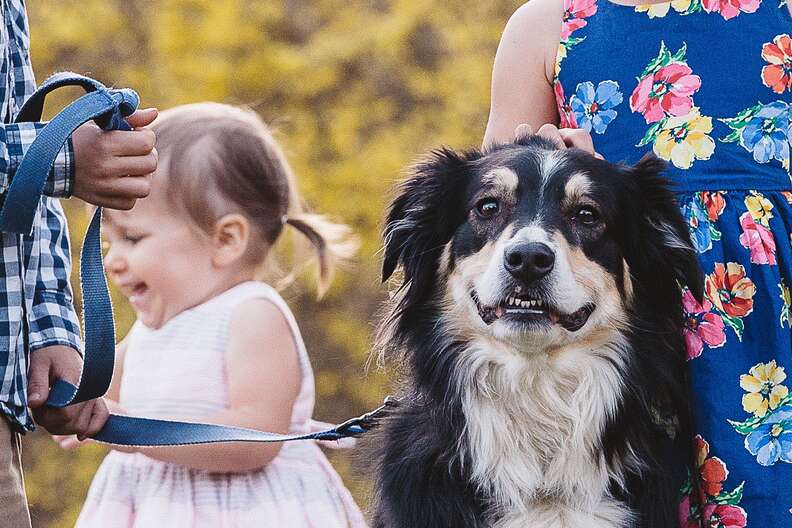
left=372, top=135, right=702, bottom=528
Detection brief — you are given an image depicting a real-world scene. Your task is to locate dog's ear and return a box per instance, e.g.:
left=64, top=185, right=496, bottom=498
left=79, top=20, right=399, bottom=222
left=622, top=155, right=704, bottom=302
left=383, top=147, right=479, bottom=295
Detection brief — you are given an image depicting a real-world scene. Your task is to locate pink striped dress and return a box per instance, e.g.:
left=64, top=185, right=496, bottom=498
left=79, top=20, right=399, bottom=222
left=76, top=281, right=368, bottom=528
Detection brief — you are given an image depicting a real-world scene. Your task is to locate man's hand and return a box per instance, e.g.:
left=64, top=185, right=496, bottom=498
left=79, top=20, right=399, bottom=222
left=52, top=399, right=133, bottom=452
left=27, top=345, right=109, bottom=440
left=71, top=108, right=159, bottom=210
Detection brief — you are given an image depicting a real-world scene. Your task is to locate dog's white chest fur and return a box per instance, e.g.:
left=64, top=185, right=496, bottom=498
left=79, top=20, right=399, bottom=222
left=457, top=337, right=633, bottom=527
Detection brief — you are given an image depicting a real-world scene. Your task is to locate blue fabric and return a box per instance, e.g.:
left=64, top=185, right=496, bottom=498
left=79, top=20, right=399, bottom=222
left=555, top=0, right=792, bottom=524
left=0, top=0, right=80, bottom=432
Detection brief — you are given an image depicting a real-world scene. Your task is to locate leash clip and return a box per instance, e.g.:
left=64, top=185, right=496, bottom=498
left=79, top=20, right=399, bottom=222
left=317, top=396, right=400, bottom=440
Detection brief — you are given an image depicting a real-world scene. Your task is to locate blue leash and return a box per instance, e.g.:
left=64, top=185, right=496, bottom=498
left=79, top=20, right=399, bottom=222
left=0, top=72, right=392, bottom=446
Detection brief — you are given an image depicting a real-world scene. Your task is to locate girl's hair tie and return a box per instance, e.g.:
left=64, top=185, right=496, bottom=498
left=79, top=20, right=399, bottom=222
left=281, top=215, right=289, bottom=225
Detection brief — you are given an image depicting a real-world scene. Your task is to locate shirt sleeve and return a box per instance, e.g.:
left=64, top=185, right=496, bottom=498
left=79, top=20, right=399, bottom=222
left=27, top=197, right=83, bottom=354
left=0, top=121, right=75, bottom=199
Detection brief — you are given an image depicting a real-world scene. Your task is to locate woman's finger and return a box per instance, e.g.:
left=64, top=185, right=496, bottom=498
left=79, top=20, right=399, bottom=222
left=558, top=128, right=596, bottom=154
left=514, top=123, right=533, bottom=139
left=535, top=123, right=566, bottom=148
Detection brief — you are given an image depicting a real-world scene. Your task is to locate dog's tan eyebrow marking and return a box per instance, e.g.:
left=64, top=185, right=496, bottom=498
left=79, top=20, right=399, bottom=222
left=480, top=167, right=518, bottom=194
left=562, top=172, right=593, bottom=208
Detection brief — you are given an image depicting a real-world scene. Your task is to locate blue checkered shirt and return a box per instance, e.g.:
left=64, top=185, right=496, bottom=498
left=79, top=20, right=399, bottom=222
left=1, top=0, right=81, bottom=431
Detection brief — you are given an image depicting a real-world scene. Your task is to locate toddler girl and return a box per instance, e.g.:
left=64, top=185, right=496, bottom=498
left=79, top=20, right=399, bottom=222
left=58, top=102, right=366, bottom=528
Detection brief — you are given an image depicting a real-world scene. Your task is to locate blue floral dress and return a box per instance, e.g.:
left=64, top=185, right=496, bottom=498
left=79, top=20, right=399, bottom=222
left=553, top=0, right=792, bottom=525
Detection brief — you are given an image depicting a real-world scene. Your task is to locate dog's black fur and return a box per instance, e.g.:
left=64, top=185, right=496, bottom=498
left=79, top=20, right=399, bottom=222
left=372, top=136, right=701, bottom=528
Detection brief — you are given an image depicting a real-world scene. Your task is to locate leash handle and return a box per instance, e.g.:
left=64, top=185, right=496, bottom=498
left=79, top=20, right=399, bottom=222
left=1, top=72, right=134, bottom=407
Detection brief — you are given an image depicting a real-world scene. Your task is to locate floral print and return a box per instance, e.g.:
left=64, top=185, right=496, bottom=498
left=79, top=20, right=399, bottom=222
left=631, top=50, right=701, bottom=124
left=745, top=190, right=775, bottom=225
left=635, top=0, right=701, bottom=17
left=700, top=504, right=749, bottom=528
left=739, top=212, right=777, bottom=264
left=744, top=408, right=792, bottom=465
left=633, top=0, right=762, bottom=18
left=683, top=192, right=726, bottom=253
left=556, top=0, right=597, bottom=76
left=653, top=108, right=716, bottom=168
left=552, top=0, right=792, bottom=523
left=554, top=0, right=598, bottom=125
left=702, top=0, right=761, bottom=19
left=561, top=0, right=597, bottom=41
left=780, top=280, right=791, bottom=327
left=704, top=262, right=756, bottom=340
left=722, top=100, right=791, bottom=173
left=738, top=191, right=778, bottom=264
left=740, top=360, right=789, bottom=417
left=555, top=82, right=578, bottom=129
left=731, top=361, right=792, bottom=466
left=631, top=43, right=715, bottom=168
left=683, top=288, right=726, bottom=360
left=761, top=34, right=792, bottom=94
left=679, top=436, right=747, bottom=527
left=569, top=80, right=623, bottom=134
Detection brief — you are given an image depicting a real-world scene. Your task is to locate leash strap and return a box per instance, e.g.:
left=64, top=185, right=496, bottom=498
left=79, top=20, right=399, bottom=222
left=0, top=72, right=390, bottom=446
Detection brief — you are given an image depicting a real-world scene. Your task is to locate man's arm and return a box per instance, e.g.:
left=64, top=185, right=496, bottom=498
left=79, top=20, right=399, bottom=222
left=27, top=198, right=81, bottom=354
left=0, top=122, right=74, bottom=198
left=24, top=198, right=109, bottom=439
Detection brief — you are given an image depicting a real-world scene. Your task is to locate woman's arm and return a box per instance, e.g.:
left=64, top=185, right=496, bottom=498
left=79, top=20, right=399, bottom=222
left=483, top=0, right=564, bottom=147
left=131, top=298, right=301, bottom=472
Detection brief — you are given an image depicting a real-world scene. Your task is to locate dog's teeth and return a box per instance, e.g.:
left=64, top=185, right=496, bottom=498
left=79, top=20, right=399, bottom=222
left=522, top=300, right=530, bottom=308
left=536, top=299, right=543, bottom=306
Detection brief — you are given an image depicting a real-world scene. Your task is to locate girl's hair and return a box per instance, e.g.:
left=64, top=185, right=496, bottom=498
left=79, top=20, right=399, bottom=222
left=151, top=102, right=357, bottom=297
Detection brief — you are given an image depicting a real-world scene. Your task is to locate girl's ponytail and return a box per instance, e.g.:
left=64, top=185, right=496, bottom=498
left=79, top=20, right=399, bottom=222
left=148, top=103, right=358, bottom=297
left=283, top=213, right=358, bottom=298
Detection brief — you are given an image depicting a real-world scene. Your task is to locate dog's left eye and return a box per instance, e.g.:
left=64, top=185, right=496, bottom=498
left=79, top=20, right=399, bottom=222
left=475, top=198, right=500, bottom=218
left=572, top=205, right=600, bottom=226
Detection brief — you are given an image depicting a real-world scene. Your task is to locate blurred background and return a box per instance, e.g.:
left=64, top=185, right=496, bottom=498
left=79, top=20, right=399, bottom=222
left=21, top=1, right=521, bottom=525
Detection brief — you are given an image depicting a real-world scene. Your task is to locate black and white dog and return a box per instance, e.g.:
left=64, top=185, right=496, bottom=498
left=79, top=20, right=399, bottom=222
left=372, top=136, right=702, bottom=528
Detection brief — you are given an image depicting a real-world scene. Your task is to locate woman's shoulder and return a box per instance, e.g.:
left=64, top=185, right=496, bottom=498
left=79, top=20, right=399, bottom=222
left=503, top=0, right=565, bottom=60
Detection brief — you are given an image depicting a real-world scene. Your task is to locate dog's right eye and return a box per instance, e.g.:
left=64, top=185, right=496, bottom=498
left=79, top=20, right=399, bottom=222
left=475, top=198, right=500, bottom=218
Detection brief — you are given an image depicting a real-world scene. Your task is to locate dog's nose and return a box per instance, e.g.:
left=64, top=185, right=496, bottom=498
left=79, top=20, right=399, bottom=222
left=503, top=242, right=555, bottom=282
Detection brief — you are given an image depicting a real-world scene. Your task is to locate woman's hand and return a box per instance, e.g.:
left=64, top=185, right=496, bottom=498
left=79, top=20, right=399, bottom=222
left=516, top=123, right=604, bottom=159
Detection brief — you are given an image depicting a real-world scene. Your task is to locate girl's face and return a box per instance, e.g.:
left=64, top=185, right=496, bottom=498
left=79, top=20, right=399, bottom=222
left=103, top=192, right=220, bottom=330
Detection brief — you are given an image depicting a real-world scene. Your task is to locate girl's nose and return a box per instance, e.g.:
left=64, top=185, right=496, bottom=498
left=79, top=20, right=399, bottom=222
left=104, top=247, right=127, bottom=275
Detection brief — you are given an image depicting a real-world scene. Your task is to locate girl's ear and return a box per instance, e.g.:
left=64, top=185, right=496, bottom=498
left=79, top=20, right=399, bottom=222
left=211, top=213, right=251, bottom=268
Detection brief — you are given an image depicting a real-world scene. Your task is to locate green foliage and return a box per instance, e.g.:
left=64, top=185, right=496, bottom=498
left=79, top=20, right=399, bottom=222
left=23, top=1, right=520, bottom=525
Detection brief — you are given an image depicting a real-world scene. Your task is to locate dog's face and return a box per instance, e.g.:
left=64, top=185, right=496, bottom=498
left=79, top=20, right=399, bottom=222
left=383, top=136, right=702, bottom=350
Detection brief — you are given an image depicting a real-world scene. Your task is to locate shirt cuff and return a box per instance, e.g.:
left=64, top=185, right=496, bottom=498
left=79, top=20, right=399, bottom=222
left=28, top=290, right=83, bottom=355
left=5, top=122, right=75, bottom=199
